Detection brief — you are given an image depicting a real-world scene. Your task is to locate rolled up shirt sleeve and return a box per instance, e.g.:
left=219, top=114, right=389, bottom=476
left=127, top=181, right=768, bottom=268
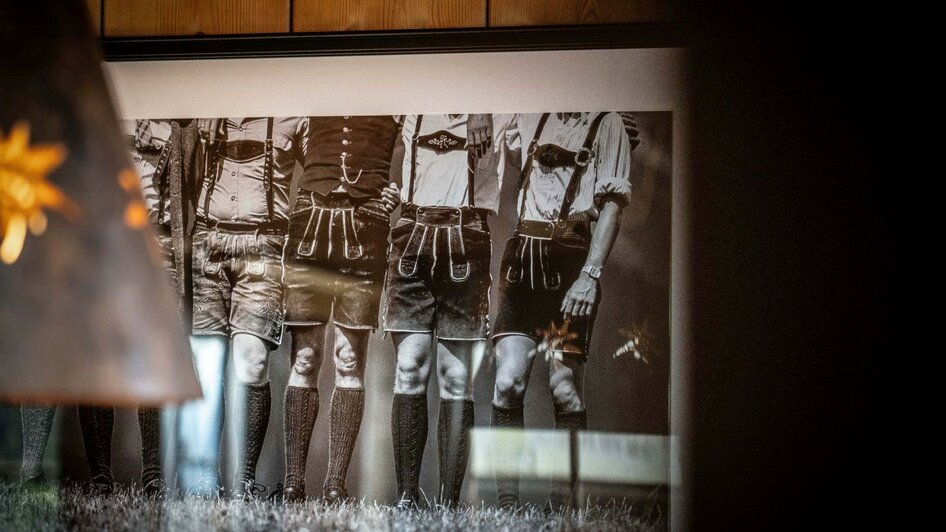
left=593, top=112, right=632, bottom=207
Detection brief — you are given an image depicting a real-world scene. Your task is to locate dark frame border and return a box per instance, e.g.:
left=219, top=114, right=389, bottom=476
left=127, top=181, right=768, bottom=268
left=101, top=23, right=689, bottom=61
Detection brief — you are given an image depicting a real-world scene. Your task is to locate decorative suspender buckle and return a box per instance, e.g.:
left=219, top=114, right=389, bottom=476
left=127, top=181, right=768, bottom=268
left=574, top=146, right=595, bottom=167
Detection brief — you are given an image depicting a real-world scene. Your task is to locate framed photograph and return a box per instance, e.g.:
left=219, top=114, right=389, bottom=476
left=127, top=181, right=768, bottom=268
left=29, top=26, right=689, bottom=528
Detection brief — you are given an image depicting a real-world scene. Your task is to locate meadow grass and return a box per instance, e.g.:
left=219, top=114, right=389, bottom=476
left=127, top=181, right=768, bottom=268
left=0, top=481, right=664, bottom=531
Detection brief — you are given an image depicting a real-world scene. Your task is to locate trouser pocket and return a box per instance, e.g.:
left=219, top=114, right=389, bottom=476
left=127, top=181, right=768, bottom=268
left=397, top=223, right=426, bottom=277
left=342, top=208, right=364, bottom=260
left=503, top=236, right=526, bottom=284
left=446, top=225, right=469, bottom=282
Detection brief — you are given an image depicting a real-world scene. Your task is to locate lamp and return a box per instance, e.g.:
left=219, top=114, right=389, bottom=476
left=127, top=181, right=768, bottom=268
left=0, top=2, right=201, bottom=405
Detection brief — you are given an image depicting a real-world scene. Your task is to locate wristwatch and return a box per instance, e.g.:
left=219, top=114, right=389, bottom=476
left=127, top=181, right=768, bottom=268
left=581, top=265, right=603, bottom=280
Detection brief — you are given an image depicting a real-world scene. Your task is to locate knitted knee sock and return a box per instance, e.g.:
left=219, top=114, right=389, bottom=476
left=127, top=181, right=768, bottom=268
left=491, top=404, right=524, bottom=509
left=323, top=387, right=365, bottom=496
left=20, top=404, right=55, bottom=484
left=549, top=410, right=587, bottom=510
left=233, top=381, right=271, bottom=497
left=284, top=386, right=319, bottom=495
left=137, top=407, right=162, bottom=489
left=78, top=406, right=115, bottom=491
left=438, top=399, right=475, bottom=506
left=391, top=393, right=428, bottom=506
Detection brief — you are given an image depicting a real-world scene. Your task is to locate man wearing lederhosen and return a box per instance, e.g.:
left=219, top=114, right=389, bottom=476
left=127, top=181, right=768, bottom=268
left=491, top=112, right=636, bottom=510
left=280, top=116, right=401, bottom=503
left=17, top=119, right=201, bottom=497
left=193, top=117, right=309, bottom=500
left=382, top=114, right=508, bottom=508
left=126, top=118, right=202, bottom=496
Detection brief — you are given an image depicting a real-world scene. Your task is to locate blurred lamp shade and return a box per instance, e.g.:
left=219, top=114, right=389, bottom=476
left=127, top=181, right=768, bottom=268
left=0, top=2, right=201, bottom=405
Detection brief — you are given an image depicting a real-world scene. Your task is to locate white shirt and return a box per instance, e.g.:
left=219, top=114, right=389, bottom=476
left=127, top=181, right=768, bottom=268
left=124, top=119, right=173, bottom=225
left=506, top=112, right=631, bottom=221
left=398, top=114, right=513, bottom=215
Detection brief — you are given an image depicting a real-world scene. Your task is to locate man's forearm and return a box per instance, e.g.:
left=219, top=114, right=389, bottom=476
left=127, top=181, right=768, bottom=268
left=584, top=199, right=623, bottom=270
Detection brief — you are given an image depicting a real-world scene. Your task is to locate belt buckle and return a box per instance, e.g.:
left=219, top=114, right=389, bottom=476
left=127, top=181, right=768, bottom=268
left=574, top=147, right=594, bottom=167
left=416, top=205, right=462, bottom=227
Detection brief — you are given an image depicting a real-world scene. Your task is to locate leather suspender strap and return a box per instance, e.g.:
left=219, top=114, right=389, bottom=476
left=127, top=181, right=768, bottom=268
left=467, top=148, right=476, bottom=208
left=201, top=120, right=224, bottom=220
left=557, top=112, right=607, bottom=221
left=264, top=117, right=274, bottom=221
left=407, top=115, right=423, bottom=204
left=518, top=112, right=551, bottom=219
left=153, top=140, right=172, bottom=223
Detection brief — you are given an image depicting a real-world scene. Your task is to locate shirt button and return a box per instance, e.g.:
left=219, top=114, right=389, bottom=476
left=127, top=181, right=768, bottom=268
left=341, top=139, right=350, bottom=145
left=343, top=116, right=350, bottom=120
left=231, top=195, right=236, bottom=201
left=343, top=127, right=350, bottom=133
left=341, top=151, right=348, bottom=157
left=231, top=171, right=236, bottom=176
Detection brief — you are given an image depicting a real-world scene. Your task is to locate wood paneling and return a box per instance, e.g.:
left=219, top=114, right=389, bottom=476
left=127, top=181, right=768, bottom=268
left=294, top=0, right=485, bottom=32
left=489, top=0, right=681, bottom=26
left=85, top=0, right=101, bottom=35
left=103, top=0, right=290, bottom=36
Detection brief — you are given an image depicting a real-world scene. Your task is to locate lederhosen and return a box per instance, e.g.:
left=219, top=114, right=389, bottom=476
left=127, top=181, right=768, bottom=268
left=191, top=118, right=287, bottom=345
left=395, top=116, right=490, bottom=281
left=284, top=119, right=392, bottom=329
left=494, top=113, right=607, bottom=356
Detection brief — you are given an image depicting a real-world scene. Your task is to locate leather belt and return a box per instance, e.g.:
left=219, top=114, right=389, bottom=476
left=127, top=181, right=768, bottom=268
left=196, top=217, right=287, bottom=234
left=516, top=219, right=589, bottom=240
left=401, top=204, right=489, bottom=224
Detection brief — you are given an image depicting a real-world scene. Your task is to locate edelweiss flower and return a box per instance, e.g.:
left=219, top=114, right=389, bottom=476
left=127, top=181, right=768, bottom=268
left=0, top=122, right=77, bottom=264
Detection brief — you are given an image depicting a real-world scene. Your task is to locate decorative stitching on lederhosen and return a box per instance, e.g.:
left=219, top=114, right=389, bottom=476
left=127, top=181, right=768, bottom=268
left=398, top=115, right=475, bottom=281
left=507, top=113, right=605, bottom=290
left=295, top=193, right=366, bottom=261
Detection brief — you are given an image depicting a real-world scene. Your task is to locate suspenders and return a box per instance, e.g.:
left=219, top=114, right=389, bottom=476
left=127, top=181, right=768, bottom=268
left=263, top=117, right=274, bottom=220
left=153, top=139, right=173, bottom=224
left=519, top=112, right=607, bottom=222
left=407, top=115, right=477, bottom=208
left=408, top=115, right=423, bottom=205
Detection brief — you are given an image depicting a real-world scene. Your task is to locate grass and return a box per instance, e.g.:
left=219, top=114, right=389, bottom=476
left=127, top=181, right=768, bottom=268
left=0, top=481, right=664, bottom=531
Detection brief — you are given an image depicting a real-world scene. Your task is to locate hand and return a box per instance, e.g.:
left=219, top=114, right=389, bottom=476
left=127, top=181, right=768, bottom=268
left=381, top=182, right=400, bottom=213
left=561, top=272, right=598, bottom=318
left=467, top=113, right=493, bottom=159
left=617, top=112, right=642, bottom=151
left=197, top=118, right=222, bottom=143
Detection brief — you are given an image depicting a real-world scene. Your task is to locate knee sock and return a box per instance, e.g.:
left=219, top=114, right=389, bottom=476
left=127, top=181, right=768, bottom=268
left=137, top=407, right=162, bottom=487
left=20, top=404, right=55, bottom=483
left=324, top=387, right=365, bottom=494
left=549, top=409, right=587, bottom=510
left=491, top=404, right=524, bottom=509
left=78, top=406, right=115, bottom=487
left=391, top=393, right=428, bottom=503
left=284, top=386, right=319, bottom=492
left=234, top=381, right=271, bottom=490
left=438, top=399, right=475, bottom=506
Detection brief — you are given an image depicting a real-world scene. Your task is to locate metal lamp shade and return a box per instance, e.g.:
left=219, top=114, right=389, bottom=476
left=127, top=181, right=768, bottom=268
left=0, top=2, right=201, bottom=405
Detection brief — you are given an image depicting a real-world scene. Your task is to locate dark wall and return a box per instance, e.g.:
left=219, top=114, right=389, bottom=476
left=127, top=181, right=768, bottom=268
left=685, top=4, right=899, bottom=530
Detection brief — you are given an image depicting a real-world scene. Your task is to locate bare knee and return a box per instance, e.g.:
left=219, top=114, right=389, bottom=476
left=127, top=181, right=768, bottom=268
left=395, top=350, right=429, bottom=395
left=290, top=346, right=322, bottom=387
left=439, top=361, right=471, bottom=400
left=334, top=334, right=365, bottom=389
left=233, top=334, right=270, bottom=384
left=549, top=371, right=584, bottom=413
left=493, top=372, right=527, bottom=408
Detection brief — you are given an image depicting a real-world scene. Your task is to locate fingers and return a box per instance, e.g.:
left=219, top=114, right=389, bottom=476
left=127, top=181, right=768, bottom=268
left=561, top=296, right=576, bottom=319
